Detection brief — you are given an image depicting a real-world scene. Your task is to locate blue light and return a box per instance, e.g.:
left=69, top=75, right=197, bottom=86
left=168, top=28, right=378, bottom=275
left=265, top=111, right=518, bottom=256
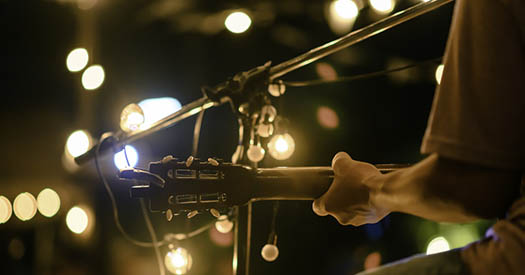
left=113, top=145, right=139, bottom=169
left=138, top=97, right=182, bottom=129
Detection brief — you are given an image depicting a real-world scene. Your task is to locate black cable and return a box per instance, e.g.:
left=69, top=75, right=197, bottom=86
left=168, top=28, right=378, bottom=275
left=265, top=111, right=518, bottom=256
left=281, top=57, right=442, bottom=87
left=94, top=137, right=163, bottom=247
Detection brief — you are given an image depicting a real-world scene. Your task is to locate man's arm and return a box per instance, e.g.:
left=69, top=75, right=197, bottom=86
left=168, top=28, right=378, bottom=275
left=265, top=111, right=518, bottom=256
left=313, top=152, right=521, bottom=225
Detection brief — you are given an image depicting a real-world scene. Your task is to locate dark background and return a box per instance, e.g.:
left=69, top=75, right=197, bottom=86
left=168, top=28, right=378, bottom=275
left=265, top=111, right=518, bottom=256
left=0, top=0, right=492, bottom=274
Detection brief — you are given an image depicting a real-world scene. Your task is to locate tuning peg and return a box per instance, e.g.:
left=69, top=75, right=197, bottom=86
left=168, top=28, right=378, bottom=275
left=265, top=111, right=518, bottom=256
left=187, top=210, right=199, bottom=219
left=166, top=209, right=173, bottom=222
left=207, top=158, right=219, bottom=166
left=162, top=155, right=175, bottom=164
left=186, top=156, right=194, bottom=167
left=209, top=208, right=221, bottom=218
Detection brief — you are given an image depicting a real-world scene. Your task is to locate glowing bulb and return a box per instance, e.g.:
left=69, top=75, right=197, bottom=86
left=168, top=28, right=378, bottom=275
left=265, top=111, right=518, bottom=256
left=426, top=236, right=450, bottom=255
left=225, top=11, right=252, bottom=34
left=435, top=64, right=444, bottom=85
left=120, top=103, right=145, bottom=132
left=113, top=145, right=139, bottom=169
left=261, top=244, right=279, bottom=262
left=268, top=134, right=295, bottom=160
left=13, top=193, right=37, bottom=221
left=247, top=144, right=265, bottom=162
left=66, top=206, right=89, bottom=234
left=215, top=215, right=234, bottom=233
left=268, top=82, right=286, bottom=97
left=332, top=0, right=359, bottom=20
left=81, top=65, right=105, bottom=90
left=369, top=0, right=395, bottom=14
left=0, top=196, right=13, bottom=224
left=257, top=123, right=274, bottom=138
left=37, top=188, right=60, bottom=218
left=66, top=130, right=92, bottom=158
left=138, top=97, right=182, bottom=130
left=66, top=48, right=89, bottom=72
left=165, top=247, right=193, bottom=275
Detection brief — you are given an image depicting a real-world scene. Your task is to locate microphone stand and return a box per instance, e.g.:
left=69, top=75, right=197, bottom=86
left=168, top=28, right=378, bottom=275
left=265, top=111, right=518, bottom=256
left=73, top=1, right=453, bottom=274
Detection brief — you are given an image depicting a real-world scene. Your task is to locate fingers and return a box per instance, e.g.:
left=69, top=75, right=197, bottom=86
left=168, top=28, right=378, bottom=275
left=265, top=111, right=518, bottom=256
left=332, top=151, right=353, bottom=176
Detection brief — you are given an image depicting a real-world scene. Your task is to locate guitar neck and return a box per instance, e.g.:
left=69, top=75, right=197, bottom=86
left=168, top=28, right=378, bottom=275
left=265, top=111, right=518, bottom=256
left=251, top=164, right=407, bottom=202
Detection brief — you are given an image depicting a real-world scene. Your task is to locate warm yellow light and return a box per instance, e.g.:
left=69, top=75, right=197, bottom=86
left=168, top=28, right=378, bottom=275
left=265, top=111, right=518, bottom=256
left=426, top=236, right=450, bottom=255
left=0, top=196, right=13, bottom=224
left=369, top=0, right=395, bottom=14
left=13, top=193, right=37, bottom=221
left=66, top=206, right=89, bottom=234
left=81, top=65, right=105, bottom=90
left=327, top=0, right=359, bottom=34
left=66, top=48, right=89, bottom=72
left=332, top=0, right=359, bottom=20
left=37, top=188, right=60, bottom=218
left=215, top=215, right=234, bottom=233
left=225, top=11, right=252, bottom=34
left=120, top=103, right=145, bottom=133
left=66, top=130, right=92, bottom=158
left=435, top=64, right=444, bottom=85
left=247, top=144, right=265, bottom=163
left=165, top=247, right=193, bottom=275
left=268, top=133, right=295, bottom=160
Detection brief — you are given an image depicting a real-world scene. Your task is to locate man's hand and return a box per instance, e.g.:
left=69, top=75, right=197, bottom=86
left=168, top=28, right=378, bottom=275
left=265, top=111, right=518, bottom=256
left=312, top=152, right=389, bottom=226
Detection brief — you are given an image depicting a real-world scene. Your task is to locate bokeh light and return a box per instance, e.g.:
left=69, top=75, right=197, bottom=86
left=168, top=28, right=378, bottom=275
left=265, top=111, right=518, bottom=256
left=66, top=206, right=89, bottom=234
left=165, top=247, right=193, bottom=275
left=37, top=188, right=60, bottom=218
left=66, top=48, right=89, bottom=72
left=0, top=196, right=13, bottom=224
left=247, top=144, right=265, bottom=162
left=81, top=65, right=105, bottom=90
left=66, top=130, right=92, bottom=158
left=364, top=251, right=382, bottom=270
left=113, top=145, right=139, bottom=169
left=327, top=0, right=359, bottom=34
left=268, top=133, right=295, bottom=160
left=315, top=62, right=338, bottom=81
left=215, top=215, right=234, bottom=233
left=209, top=226, right=233, bottom=247
left=426, top=236, right=450, bottom=255
left=261, top=244, right=279, bottom=262
left=435, top=64, right=444, bottom=85
left=77, top=0, right=98, bottom=10
left=317, top=106, right=339, bottom=129
left=224, top=11, right=252, bottom=34
left=13, top=192, right=37, bottom=221
left=369, top=0, right=395, bottom=14
left=138, top=97, right=182, bottom=130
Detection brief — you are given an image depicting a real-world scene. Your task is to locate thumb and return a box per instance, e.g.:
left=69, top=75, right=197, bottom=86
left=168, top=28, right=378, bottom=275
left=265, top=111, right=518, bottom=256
left=332, top=151, right=354, bottom=176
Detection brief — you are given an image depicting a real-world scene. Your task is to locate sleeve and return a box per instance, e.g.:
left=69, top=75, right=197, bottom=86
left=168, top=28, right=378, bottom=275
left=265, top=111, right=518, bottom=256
left=420, top=0, right=525, bottom=170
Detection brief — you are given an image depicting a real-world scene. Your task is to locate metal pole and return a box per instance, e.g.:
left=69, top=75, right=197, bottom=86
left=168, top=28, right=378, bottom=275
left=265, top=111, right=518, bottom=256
left=269, top=0, right=453, bottom=80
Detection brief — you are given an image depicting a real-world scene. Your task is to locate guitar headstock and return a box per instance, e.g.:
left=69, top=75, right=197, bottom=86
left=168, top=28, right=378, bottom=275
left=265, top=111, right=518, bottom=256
left=120, top=156, right=257, bottom=217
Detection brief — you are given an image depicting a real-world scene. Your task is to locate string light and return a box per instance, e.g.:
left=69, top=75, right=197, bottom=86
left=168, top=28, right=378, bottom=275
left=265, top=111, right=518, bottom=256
left=267, top=133, right=295, bottom=160
left=138, top=97, right=182, bottom=130
left=66, top=130, right=92, bottom=158
left=426, top=236, right=450, bottom=255
left=66, top=48, right=89, bottom=72
left=81, top=65, right=105, bottom=90
left=0, top=196, right=12, bottom=224
left=224, top=11, right=252, bottom=34
left=369, top=0, right=395, bottom=14
left=120, top=103, right=145, bottom=133
left=37, top=188, right=60, bottom=218
left=13, top=193, right=37, bottom=221
left=215, top=215, right=234, bottom=234
left=113, top=145, right=139, bottom=169
left=164, top=246, right=193, bottom=275
left=66, top=206, right=89, bottom=234
left=261, top=244, right=279, bottom=262
left=247, top=143, right=265, bottom=163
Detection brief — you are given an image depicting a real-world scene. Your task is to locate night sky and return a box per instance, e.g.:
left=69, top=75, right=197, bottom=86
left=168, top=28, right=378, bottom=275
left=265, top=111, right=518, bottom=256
left=1, top=1, right=491, bottom=275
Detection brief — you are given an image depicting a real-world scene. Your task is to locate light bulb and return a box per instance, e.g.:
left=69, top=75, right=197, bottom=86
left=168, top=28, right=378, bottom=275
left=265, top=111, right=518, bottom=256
left=426, top=236, right=450, bottom=255
left=225, top=11, right=252, bottom=34
left=247, top=144, right=265, bottom=162
left=257, top=123, right=274, bottom=138
left=165, top=247, right=193, bottom=275
left=268, top=82, right=286, bottom=97
left=435, top=64, right=444, bottom=85
left=261, top=105, right=277, bottom=122
left=120, top=103, right=145, bottom=132
left=261, top=244, right=279, bottom=262
left=81, top=65, right=105, bottom=90
left=0, top=196, right=13, bottom=224
left=267, top=133, right=295, bottom=160
left=369, top=0, right=395, bottom=14
left=215, top=215, right=234, bottom=233
left=13, top=193, right=37, bottom=221
left=66, top=130, right=92, bottom=158
left=113, top=145, right=139, bottom=169
left=66, top=206, right=89, bottom=234
left=66, top=48, right=89, bottom=72
left=37, top=188, right=60, bottom=218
